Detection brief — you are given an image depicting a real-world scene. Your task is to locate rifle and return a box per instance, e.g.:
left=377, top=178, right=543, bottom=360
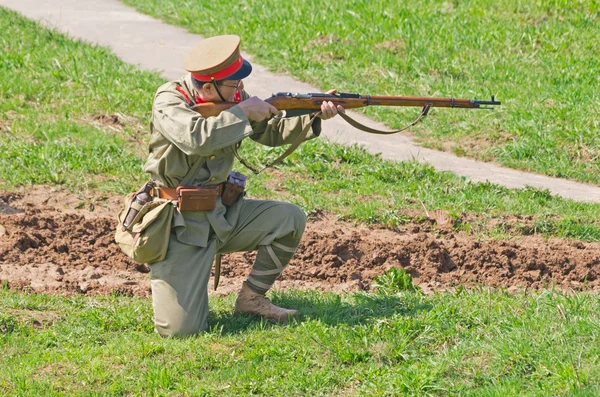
left=192, top=92, right=500, bottom=133
left=192, top=92, right=501, bottom=172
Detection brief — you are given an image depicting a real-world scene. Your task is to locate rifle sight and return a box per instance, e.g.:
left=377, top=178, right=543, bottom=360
left=473, top=95, right=501, bottom=108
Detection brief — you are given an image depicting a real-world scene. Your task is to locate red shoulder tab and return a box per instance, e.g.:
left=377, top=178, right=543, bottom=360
left=175, top=86, right=192, bottom=105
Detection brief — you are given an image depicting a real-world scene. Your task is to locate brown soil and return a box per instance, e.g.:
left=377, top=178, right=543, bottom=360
left=1, top=187, right=598, bottom=298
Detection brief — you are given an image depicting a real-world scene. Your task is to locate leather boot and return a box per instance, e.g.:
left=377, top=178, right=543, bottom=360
left=234, top=282, right=298, bottom=323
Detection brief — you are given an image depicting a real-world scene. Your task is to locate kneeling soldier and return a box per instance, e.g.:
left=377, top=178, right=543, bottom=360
left=143, top=35, right=342, bottom=337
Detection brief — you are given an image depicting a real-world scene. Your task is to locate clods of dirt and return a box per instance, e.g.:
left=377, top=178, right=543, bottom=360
left=0, top=189, right=598, bottom=297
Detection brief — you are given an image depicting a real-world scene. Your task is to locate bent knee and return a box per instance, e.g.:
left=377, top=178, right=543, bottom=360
left=151, top=280, right=208, bottom=338
left=154, top=315, right=207, bottom=338
left=279, top=202, right=307, bottom=232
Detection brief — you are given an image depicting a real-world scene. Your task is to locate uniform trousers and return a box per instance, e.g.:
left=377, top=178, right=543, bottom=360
left=149, top=199, right=306, bottom=337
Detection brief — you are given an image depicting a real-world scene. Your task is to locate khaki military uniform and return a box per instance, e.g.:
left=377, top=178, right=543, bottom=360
left=144, top=74, right=319, bottom=337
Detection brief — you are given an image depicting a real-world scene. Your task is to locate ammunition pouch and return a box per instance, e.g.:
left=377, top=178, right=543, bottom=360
left=176, top=185, right=221, bottom=211
left=222, top=171, right=247, bottom=206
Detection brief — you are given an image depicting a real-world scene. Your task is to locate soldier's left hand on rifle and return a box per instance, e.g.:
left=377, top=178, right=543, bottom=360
left=319, top=89, right=345, bottom=120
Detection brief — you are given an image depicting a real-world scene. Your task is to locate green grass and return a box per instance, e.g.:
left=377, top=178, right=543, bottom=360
left=121, top=0, right=600, bottom=185
left=2, top=284, right=599, bottom=396
left=0, top=7, right=163, bottom=193
left=2, top=6, right=600, bottom=396
left=2, top=6, right=600, bottom=241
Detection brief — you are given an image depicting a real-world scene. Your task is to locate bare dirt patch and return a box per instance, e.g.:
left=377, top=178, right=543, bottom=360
left=306, top=34, right=342, bottom=48
left=88, top=114, right=126, bottom=131
left=375, top=39, right=407, bottom=54
left=0, top=188, right=598, bottom=298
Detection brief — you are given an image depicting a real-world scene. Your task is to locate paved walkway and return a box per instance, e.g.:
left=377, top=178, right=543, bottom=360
left=3, top=0, right=600, bottom=203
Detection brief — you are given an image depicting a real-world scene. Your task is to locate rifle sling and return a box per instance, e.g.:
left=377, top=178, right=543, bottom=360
left=339, top=103, right=431, bottom=135
left=233, top=104, right=431, bottom=174
left=233, top=111, right=322, bottom=175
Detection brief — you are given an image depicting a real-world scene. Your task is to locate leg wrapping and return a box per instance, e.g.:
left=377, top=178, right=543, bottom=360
left=247, top=235, right=300, bottom=294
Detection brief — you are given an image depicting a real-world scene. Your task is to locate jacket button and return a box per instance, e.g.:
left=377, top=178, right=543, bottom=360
left=210, top=177, right=216, bottom=181
left=209, top=155, right=216, bottom=160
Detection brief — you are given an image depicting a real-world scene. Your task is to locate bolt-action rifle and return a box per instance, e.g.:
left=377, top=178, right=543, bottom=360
left=193, top=91, right=500, bottom=133
left=192, top=92, right=501, bottom=173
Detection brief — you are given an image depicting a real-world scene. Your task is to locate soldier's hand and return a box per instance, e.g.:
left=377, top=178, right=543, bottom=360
left=320, top=89, right=345, bottom=120
left=238, top=96, right=279, bottom=121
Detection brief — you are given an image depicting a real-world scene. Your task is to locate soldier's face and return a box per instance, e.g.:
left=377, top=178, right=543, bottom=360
left=218, top=80, right=244, bottom=101
left=199, top=80, right=243, bottom=102
left=220, top=80, right=243, bottom=91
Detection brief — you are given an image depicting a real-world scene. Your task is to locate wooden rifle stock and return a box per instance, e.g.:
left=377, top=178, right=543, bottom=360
left=191, top=92, right=501, bottom=118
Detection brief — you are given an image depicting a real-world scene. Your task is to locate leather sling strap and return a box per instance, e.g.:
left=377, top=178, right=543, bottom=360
left=233, top=111, right=322, bottom=175
left=339, top=103, right=432, bottom=135
left=233, top=104, right=431, bottom=175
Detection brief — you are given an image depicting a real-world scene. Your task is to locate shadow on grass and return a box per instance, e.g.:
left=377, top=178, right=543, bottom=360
left=207, top=290, right=432, bottom=335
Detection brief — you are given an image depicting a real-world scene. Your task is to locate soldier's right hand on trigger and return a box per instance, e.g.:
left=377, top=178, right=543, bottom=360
left=238, top=96, right=278, bottom=122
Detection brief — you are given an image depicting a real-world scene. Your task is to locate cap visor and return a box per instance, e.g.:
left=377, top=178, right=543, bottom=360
left=225, top=59, right=252, bottom=80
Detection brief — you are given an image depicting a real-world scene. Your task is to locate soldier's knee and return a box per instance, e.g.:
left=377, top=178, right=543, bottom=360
left=154, top=315, right=207, bottom=338
left=151, top=280, right=208, bottom=337
left=282, top=202, right=306, bottom=232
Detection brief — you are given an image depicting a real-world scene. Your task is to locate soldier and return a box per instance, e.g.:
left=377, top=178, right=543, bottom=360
left=143, top=35, right=342, bottom=337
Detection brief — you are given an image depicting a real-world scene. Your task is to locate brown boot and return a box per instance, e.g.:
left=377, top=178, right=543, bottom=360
left=234, top=282, right=298, bottom=323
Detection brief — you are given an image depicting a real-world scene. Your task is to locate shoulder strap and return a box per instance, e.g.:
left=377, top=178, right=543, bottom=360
left=233, top=112, right=322, bottom=175
left=180, top=156, right=205, bottom=186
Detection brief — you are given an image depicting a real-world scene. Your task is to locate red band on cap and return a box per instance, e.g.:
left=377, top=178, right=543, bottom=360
left=191, top=55, right=243, bottom=81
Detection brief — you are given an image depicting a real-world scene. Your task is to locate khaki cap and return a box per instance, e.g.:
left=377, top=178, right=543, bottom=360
left=184, top=35, right=252, bottom=81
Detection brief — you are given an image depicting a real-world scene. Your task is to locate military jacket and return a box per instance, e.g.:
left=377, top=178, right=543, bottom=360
left=143, top=74, right=319, bottom=247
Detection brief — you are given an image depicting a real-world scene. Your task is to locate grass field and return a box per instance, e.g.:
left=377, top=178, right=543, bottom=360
left=1, top=4, right=600, bottom=396
left=122, top=0, right=600, bottom=185
left=2, top=283, right=600, bottom=396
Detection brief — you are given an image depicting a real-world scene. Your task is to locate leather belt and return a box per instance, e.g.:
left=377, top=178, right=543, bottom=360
left=155, top=185, right=223, bottom=200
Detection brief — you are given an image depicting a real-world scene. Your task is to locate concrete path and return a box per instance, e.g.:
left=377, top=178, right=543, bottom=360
left=3, top=0, right=600, bottom=203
